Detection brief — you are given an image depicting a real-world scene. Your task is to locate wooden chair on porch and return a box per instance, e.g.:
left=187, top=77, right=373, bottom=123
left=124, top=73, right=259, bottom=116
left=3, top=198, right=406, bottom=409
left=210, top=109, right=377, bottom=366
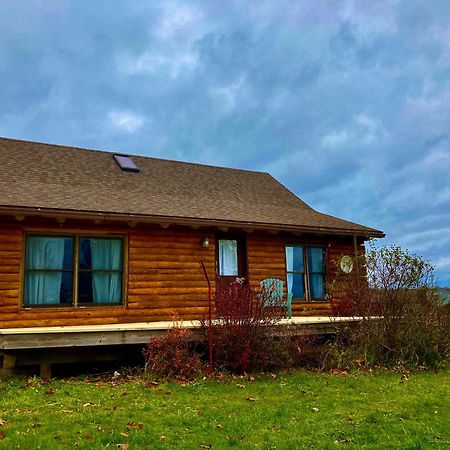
left=259, top=278, right=292, bottom=319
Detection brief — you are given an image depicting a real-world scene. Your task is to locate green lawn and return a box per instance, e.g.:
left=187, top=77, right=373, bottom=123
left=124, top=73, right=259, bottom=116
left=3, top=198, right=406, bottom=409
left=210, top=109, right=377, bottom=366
left=0, top=368, right=449, bottom=449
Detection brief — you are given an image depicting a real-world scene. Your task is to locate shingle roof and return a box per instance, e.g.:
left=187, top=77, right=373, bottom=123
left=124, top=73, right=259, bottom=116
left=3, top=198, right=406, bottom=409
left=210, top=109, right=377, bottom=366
left=0, top=137, right=383, bottom=237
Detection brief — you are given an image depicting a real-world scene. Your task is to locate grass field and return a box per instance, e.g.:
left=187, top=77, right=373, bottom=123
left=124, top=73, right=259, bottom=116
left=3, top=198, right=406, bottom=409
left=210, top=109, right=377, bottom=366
left=0, top=367, right=449, bottom=449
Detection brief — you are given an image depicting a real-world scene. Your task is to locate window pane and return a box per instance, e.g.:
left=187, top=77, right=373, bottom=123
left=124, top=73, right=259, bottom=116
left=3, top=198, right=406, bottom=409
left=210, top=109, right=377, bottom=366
left=80, top=238, right=123, bottom=270
left=287, top=273, right=305, bottom=299
left=79, top=238, right=92, bottom=270
left=286, top=246, right=304, bottom=272
left=307, top=247, right=324, bottom=273
left=219, top=240, right=238, bottom=276
left=79, top=271, right=122, bottom=303
left=92, top=272, right=122, bottom=303
left=78, top=271, right=94, bottom=303
left=24, top=271, right=72, bottom=305
left=60, top=271, right=73, bottom=304
left=309, top=274, right=324, bottom=300
left=24, top=236, right=73, bottom=305
left=26, top=236, right=72, bottom=270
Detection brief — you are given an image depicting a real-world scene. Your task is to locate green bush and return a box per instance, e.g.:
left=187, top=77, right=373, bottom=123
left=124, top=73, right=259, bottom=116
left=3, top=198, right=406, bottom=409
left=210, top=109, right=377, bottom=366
left=328, top=245, right=450, bottom=368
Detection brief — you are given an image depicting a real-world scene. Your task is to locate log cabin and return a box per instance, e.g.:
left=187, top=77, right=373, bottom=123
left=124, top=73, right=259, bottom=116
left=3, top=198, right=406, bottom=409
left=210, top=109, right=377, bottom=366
left=0, top=137, right=383, bottom=376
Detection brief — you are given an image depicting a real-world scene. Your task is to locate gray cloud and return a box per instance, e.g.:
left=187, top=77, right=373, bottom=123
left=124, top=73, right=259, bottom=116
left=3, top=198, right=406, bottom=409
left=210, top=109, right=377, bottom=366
left=0, top=0, right=449, bottom=284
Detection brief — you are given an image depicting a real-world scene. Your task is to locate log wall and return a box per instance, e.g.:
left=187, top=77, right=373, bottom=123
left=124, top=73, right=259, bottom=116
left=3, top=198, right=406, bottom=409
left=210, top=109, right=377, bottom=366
left=0, top=221, right=214, bottom=328
left=246, top=233, right=361, bottom=316
left=0, top=218, right=363, bottom=328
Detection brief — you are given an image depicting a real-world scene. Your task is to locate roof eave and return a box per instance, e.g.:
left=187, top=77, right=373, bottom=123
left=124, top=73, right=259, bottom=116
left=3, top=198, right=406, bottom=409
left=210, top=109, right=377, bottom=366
left=0, top=205, right=385, bottom=239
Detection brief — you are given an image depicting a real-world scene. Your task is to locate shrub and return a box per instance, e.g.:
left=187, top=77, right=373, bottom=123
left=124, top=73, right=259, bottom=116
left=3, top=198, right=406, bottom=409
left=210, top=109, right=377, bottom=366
left=201, top=278, right=290, bottom=373
left=328, top=245, right=450, bottom=368
left=143, top=319, right=203, bottom=380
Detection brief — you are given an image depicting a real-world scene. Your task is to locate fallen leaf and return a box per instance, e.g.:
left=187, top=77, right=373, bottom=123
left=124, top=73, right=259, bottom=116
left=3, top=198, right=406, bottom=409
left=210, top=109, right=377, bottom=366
left=216, top=424, right=224, bottom=430
left=45, top=388, right=55, bottom=395
left=339, top=438, right=350, bottom=444
left=126, top=421, right=143, bottom=430
left=26, top=377, right=37, bottom=388
left=332, top=369, right=348, bottom=375
left=84, top=435, right=93, bottom=442
left=199, top=445, right=211, bottom=449
left=160, top=435, right=166, bottom=441
left=120, top=432, right=129, bottom=437
left=150, top=380, right=160, bottom=386
left=117, top=444, right=129, bottom=449
left=83, top=402, right=99, bottom=408
left=248, top=376, right=255, bottom=382
left=0, top=419, right=7, bottom=426
left=246, top=397, right=256, bottom=402
left=15, top=409, right=33, bottom=415
left=0, top=431, right=5, bottom=440
left=236, top=384, right=246, bottom=389
left=312, top=407, right=320, bottom=413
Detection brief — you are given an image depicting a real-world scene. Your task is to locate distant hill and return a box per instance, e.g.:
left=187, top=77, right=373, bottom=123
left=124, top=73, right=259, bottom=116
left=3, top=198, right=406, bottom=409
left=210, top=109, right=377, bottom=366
left=437, top=287, right=450, bottom=305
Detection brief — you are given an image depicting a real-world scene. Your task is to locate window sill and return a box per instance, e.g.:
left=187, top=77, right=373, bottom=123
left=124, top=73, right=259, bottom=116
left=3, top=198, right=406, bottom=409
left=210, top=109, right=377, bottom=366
left=292, top=299, right=329, bottom=304
left=22, top=304, right=126, bottom=310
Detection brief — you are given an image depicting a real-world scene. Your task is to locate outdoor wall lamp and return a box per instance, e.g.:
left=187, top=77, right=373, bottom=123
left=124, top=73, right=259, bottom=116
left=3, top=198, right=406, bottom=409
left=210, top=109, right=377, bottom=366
left=202, top=236, right=210, bottom=248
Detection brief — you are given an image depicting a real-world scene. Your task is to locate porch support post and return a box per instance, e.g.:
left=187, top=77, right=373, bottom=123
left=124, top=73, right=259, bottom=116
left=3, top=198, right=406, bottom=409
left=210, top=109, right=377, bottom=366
left=2, top=353, right=16, bottom=369
left=353, top=235, right=361, bottom=291
left=40, top=363, right=52, bottom=380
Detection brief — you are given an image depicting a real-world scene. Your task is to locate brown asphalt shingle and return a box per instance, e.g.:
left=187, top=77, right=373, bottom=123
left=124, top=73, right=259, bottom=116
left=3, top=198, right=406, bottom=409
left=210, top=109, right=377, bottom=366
left=0, top=137, right=383, bottom=237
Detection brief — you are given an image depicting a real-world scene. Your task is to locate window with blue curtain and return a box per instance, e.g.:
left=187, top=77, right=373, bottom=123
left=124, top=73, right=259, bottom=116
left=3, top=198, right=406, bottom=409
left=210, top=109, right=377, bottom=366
left=307, top=247, right=325, bottom=300
left=79, top=237, right=123, bottom=304
left=285, top=245, right=325, bottom=301
left=24, top=235, right=123, bottom=307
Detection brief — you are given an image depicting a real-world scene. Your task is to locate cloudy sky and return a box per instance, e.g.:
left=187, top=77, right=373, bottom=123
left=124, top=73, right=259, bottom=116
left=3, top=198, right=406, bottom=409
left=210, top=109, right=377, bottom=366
left=1, top=1, right=449, bottom=285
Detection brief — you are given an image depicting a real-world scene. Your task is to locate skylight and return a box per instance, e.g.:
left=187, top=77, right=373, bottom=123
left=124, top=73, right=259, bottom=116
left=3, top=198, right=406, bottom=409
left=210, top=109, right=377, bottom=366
left=113, top=154, right=140, bottom=172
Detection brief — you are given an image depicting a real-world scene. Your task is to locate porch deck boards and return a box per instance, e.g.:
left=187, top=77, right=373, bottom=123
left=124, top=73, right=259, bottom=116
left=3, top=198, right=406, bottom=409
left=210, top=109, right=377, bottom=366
left=0, top=316, right=359, bottom=350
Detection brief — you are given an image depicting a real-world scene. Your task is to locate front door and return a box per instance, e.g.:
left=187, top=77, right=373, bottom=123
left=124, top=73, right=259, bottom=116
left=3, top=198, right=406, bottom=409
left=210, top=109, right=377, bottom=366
left=215, top=233, right=247, bottom=281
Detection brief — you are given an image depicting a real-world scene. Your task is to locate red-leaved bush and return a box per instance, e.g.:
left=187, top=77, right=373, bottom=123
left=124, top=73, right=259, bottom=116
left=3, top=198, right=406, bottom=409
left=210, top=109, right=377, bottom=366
left=143, top=319, right=203, bottom=380
left=201, top=278, right=292, bottom=373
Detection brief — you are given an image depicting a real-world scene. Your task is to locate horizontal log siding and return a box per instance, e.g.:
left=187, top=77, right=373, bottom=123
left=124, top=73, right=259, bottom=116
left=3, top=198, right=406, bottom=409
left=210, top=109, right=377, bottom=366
left=327, top=239, right=365, bottom=314
left=126, top=229, right=214, bottom=322
left=0, top=219, right=363, bottom=328
left=247, top=233, right=358, bottom=316
left=0, top=223, right=214, bottom=328
left=0, top=226, right=22, bottom=322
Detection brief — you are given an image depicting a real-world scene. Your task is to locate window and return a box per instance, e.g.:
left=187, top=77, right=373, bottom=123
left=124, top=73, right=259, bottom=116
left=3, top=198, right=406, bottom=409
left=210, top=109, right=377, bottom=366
left=216, top=234, right=247, bottom=278
left=24, top=235, right=124, bottom=307
left=285, top=245, right=325, bottom=301
left=113, top=154, right=140, bottom=172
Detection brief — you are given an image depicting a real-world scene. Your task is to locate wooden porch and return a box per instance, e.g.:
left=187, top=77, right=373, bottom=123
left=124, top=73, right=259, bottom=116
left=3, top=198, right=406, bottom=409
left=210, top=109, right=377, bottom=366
left=0, top=317, right=359, bottom=379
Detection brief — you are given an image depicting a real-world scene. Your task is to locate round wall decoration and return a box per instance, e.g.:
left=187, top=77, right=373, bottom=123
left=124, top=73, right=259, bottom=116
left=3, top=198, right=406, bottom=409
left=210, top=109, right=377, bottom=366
left=340, top=255, right=354, bottom=274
